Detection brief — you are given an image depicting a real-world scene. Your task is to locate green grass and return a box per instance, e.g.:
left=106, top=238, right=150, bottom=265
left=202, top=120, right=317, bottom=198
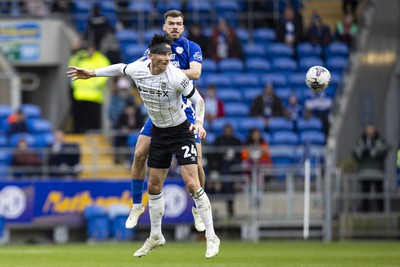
left=1, top=241, right=400, bottom=267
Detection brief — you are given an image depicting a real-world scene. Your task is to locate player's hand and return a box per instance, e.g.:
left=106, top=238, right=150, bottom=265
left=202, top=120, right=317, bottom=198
left=190, top=122, right=206, bottom=139
left=67, top=66, right=95, bottom=80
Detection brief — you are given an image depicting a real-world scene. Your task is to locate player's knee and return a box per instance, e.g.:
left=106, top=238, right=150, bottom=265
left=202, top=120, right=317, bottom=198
left=147, top=180, right=162, bottom=194
left=185, top=179, right=198, bottom=195
left=133, top=148, right=148, bottom=165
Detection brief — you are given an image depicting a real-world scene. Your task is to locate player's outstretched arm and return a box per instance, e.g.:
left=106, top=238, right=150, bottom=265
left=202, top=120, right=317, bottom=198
left=67, top=66, right=95, bottom=80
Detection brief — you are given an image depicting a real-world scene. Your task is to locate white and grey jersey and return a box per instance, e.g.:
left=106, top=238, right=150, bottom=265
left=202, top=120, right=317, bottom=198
left=124, top=59, right=194, bottom=128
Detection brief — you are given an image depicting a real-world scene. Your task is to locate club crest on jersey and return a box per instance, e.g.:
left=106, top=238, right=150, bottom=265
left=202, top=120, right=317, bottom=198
left=160, top=81, right=167, bottom=91
left=193, top=51, right=202, bottom=61
left=176, top=47, right=183, bottom=54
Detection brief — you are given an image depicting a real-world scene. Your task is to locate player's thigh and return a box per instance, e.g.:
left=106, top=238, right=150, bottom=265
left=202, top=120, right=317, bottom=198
left=180, top=164, right=201, bottom=193
left=196, top=142, right=203, bottom=162
left=148, top=167, right=169, bottom=193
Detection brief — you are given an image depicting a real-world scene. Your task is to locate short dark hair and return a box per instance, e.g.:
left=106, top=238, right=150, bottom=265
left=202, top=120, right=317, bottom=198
left=164, top=10, right=184, bottom=21
left=149, top=34, right=171, bottom=48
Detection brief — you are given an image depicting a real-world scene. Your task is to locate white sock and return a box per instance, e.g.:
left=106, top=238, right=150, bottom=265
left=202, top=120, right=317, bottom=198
left=148, top=192, right=164, bottom=238
left=192, top=188, right=216, bottom=239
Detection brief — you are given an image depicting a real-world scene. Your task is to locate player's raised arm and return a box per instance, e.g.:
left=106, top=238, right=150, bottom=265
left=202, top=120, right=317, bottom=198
left=186, top=88, right=206, bottom=139
left=67, top=63, right=127, bottom=80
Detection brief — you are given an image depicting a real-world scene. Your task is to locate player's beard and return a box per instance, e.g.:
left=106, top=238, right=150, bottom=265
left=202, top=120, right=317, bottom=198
left=168, top=31, right=181, bottom=41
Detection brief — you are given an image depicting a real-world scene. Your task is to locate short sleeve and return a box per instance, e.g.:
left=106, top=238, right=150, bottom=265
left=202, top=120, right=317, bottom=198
left=189, top=41, right=203, bottom=63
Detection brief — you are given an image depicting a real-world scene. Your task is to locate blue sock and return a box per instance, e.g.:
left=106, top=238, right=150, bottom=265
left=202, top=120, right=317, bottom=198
left=131, top=179, right=144, bottom=205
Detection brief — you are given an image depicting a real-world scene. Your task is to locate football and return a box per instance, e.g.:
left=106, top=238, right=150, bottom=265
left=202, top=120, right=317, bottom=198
left=305, top=66, right=331, bottom=92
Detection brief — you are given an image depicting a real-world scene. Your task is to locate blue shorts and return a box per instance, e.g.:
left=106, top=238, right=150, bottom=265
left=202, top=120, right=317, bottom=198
left=140, top=117, right=200, bottom=143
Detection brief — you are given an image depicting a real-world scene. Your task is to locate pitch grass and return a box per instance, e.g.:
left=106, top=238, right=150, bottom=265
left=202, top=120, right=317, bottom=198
left=1, top=241, right=400, bottom=267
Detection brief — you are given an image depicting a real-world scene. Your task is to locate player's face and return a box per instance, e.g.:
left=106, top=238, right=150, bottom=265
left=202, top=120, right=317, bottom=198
left=163, top=16, right=184, bottom=41
left=150, top=52, right=171, bottom=73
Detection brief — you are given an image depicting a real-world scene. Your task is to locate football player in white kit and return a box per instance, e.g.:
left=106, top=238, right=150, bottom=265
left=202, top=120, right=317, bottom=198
left=67, top=34, right=220, bottom=259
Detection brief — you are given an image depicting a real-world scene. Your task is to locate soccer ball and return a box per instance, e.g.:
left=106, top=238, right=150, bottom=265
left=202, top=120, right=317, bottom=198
left=305, top=66, right=331, bottom=92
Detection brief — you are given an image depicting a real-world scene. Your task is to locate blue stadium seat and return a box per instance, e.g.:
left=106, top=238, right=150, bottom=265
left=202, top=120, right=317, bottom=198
left=269, top=145, right=296, bottom=176
left=218, top=58, right=244, bottom=73
left=216, top=89, right=242, bottom=103
left=9, top=133, right=37, bottom=147
left=156, top=0, right=183, bottom=14
left=244, top=44, right=267, bottom=59
left=72, top=1, right=91, bottom=14
left=35, top=132, right=55, bottom=147
left=186, top=1, right=212, bottom=26
left=324, top=42, right=349, bottom=58
left=202, top=59, right=218, bottom=74
left=128, top=132, right=140, bottom=148
left=232, top=74, right=260, bottom=89
left=83, top=205, right=109, bottom=241
left=297, top=117, right=323, bottom=132
left=268, top=117, right=294, bottom=132
left=275, top=88, right=295, bottom=105
left=245, top=58, right=271, bottom=74
left=329, top=71, right=342, bottom=86
left=271, top=131, right=298, bottom=145
left=235, top=117, right=265, bottom=134
left=260, top=73, right=287, bottom=87
left=224, top=103, right=249, bottom=117
left=211, top=117, right=238, bottom=133
left=20, top=104, right=41, bottom=118
left=242, top=88, right=263, bottom=102
left=299, top=131, right=326, bottom=145
left=272, top=57, right=297, bottom=74
left=205, top=74, right=232, bottom=88
left=144, top=28, right=164, bottom=44
left=206, top=132, right=217, bottom=144
left=326, top=56, right=349, bottom=72
left=116, top=30, right=139, bottom=53
left=215, top=1, right=241, bottom=27
left=265, top=43, right=294, bottom=59
left=295, top=145, right=325, bottom=166
left=253, top=28, right=276, bottom=44
left=262, top=132, right=271, bottom=144
left=298, top=57, right=325, bottom=71
left=0, top=150, right=11, bottom=165
left=27, top=118, right=52, bottom=134
left=107, top=204, right=134, bottom=241
left=236, top=28, right=250, bottom=44
left=0, top=105, right=12, bottom=120
left=0, top=135, right=7, bottom=147
left=123, top=44, right=148, bottom=62
left=288, top=72, right=307, bottom=87
left=296, top=43, right=322, bottom=59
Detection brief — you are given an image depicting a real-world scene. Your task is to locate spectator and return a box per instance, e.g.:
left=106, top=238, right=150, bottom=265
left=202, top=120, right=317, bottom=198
left=211, top=17, right=243, bottom=61
left=207, top=124, right=242, bottom=218
left=86, top=4, right=109, bottom=49
left=245, top=0, right=274, bottom=29
left=11, top=139, right=43, bottom=178
left=250, top=83, right=284, bottom=129
left=335, top=12, right=358, bottom=47
left=7, top=109, right=28, bottom=136
left=114, top=103, right=144, bottom=164
left=352, top=123, right=389, bottom=212
left=304, top=91, right=332, bottom=135
left=241, top=128, right=272, bottom=172
left=187, top=23, right=212, bottom=59
left=342, top=0, right=359, bottom=16
left=284, top=93, right=303, bottom=130
left=47, top=130, right=81, bottom=177
left=50, top=0, right=71, bottom=13
left=100, top=26, right=122, bottom=64
left=204, top=84, right=225, bottom=125
left=276, top=5, right=303, bottom=47
left=68, top=44, right=110, bottom=133
left=307, top=13, right=332, bottom=47
left=108, top=76, right=136, bottom=128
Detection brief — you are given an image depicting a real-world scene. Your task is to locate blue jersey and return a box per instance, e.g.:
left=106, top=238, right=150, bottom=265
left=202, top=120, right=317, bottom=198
left=141, top=37, right=203, bottom=140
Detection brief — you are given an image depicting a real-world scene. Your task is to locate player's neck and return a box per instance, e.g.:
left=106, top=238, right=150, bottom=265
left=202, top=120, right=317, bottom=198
left=149, top=63, right=164, bottom=75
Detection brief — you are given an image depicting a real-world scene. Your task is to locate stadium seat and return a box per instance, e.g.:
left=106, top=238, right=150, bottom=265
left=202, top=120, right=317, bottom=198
left=35, top=132, right=55, bottom=147
left=245, top=58, right=271, bottom=74
left=83, top=205, right=109, bottom=241
left=107, top=204, right=135, bottom=241
left=253, top=28, right=276, bottom=44
left=242, top=88, right=263, bottom=102
left=216, top=88, right=242, bottom=103
left=299, top=131, right=326, bottom=145
left=9, top=133, right=37, bottom=147
left=272, top=57, right=298, bottom=74
left=295, top=145, right=325, bottom=166
left=232, top=74, right=260, bottom=89
left=123, top=44, right=148, bottom=62
left=265, top=43, right=294, bottom=59
left=268, top=117, right=294, bottom=132
left=202, top=59, right=218, bottom=74
left=297, top=117, right=323, bottom=132
left=206, top=132, right=217, bottom=145
left=186, top=1, right=212, bottom=26
left=262, top=132, right=271, bottom=144
left=0, top=135, right=7, bottom=147
left=329, top=71, right=342, bottom=86
left=260, top=73, right=287, bottom=87
left=0, top=105, right=12, bottom=120
left=224, top=103, right=249, bottom=117
left=116, top=30, right=139, bottom=53
left=72, top=1, right=91, bottom=14
left=20, top=104, right=41, bottom=118
left=274, top=87, right=295, bottom=105
left=298, top=57, right=325, bottom=71
left=244, top=44, right=267, bottom=59
left=218, top=58, right=244, bottom=73
left=287, top=72, right=307, bottom=87
left=211, top=117, right=238, bottom=133
left=236, top=28, right=250, bottom=44
left=271, top=131, right=298, bottom=145
left=27, top=118, right=52, bottom=134
left=0, top=150, right=11, bottom=165
left=235, top=117, right=265, bottom=134
left=269, top=145, right=296, bottom=179
left=296, top=42, right=322, bottom=59
left=324, top=41, right=349, bottom=58
left=205, top=74, right=232, bottom=88
left=326, top=56, right=349, bottom=72
left=144, top=28, right=164, bottom=44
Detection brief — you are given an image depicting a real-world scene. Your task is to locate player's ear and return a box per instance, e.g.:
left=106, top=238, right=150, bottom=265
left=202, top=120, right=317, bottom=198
left=162, top=24, right=166, bottom=32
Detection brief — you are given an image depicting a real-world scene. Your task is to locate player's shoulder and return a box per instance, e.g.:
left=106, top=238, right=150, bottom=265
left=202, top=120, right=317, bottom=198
left=125, top=59, right=149, bottom=74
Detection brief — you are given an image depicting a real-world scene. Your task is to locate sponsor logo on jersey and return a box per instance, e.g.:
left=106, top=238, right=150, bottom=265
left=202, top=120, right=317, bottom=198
left=180, top=77, right=189, bottom=88
left=138, top=86, right=168, bottom=97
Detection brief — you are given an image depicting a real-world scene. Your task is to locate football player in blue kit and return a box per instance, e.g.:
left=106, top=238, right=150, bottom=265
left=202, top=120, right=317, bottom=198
left=125, top=10, right=206, bottom=232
